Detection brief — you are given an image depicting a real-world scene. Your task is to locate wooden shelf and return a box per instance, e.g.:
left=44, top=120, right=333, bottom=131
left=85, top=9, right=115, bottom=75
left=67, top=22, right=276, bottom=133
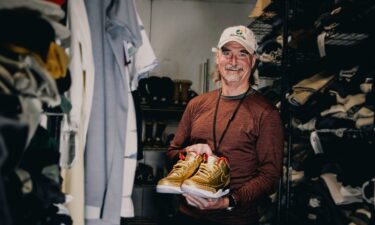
left=140, top=105, right=185, bottom=112
left=140, top=105, right=185, bottom=119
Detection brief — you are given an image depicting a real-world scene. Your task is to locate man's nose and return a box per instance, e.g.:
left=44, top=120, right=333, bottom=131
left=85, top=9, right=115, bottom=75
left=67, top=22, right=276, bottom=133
left=230, top=54, right=238, bottom=65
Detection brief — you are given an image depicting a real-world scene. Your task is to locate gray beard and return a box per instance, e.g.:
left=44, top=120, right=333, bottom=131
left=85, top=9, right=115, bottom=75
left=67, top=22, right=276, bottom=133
left=222, top=73, right=241, bottom=82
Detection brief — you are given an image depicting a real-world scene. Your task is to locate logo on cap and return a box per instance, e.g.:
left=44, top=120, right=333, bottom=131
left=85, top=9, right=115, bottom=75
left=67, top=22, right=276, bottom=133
left=235, top=29, right=243, bottom=35
left=230, top=28, right=246, bottom=40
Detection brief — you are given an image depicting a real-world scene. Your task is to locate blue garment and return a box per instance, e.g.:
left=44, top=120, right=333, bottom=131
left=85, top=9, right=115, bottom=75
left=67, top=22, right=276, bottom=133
left=84, top=0, right=141, bottom=224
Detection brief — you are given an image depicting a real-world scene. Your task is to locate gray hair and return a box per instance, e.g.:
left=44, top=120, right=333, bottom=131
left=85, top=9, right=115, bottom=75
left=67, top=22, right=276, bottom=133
left=211, top=64, right=221, bottom=84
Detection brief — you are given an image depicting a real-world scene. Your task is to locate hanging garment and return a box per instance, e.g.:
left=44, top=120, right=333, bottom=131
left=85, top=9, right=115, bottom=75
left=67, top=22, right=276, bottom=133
left=120, top=9, right=158, bottom=217
left=0, top=9, right=55, bottom=61
left=0, top=54, right=60, bottom=147
left=59, top=1, right=95, bottom=225
left=0, top=0, right=64, bottom=20
left=5, top=43, right=69, bottom=80
left=84, top=0, right=141, bottom=224
left=0, top=0, right=70, bottom=40
left=128, top=12, right=158, bottom=91
left=120, top=86, right=137, bottom=218
left=0, top=54, right=61, bottom=107
left=44, top=42, right=70, bottom=80
left=6, top=125, right=68, bottom=225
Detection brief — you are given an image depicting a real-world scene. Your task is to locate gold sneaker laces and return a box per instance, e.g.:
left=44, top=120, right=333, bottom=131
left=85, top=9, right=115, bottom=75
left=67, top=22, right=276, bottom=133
left=194, top=155, right=228, bottom=179
left=168, top=152, right=194, bottom=176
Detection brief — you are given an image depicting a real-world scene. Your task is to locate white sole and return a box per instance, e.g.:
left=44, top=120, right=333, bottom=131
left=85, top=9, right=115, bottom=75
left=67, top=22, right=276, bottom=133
left=156, top=185, right=183, bottom=194
left=181, top=184, right=229, bottom=198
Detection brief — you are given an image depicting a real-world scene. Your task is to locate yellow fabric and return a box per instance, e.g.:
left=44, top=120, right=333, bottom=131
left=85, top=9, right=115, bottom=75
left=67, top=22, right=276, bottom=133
left=249, top=0, right=271, bottom=18
left=288, top=72, right=336, bottom=105
left=293, top=72, right=335, bottom=92
left=45, top=42, right=69, bottom=79
left=5, top=42, right=69, bottom=79
left=5, top=44, right=46, bottom=67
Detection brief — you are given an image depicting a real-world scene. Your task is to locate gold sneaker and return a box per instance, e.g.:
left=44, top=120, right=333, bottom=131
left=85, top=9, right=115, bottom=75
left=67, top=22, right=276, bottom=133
left=181, top=155, right=230, bottom=198
left=156, top=152, right=203, bottom=194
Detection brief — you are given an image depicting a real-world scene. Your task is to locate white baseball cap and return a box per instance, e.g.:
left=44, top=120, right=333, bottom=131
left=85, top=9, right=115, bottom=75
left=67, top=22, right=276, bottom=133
left=217, top=25, right=258, bottom=54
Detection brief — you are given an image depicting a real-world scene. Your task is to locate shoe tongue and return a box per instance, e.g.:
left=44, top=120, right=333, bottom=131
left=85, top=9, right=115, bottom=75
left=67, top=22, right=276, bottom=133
left=206, top=155, right=218, bottom=164
left=185, top=152, right=198, bottom=161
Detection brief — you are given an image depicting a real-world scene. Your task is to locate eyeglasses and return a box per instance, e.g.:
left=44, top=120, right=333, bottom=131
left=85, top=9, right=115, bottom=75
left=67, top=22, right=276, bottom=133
left=220, top=48, right=251, bottom=60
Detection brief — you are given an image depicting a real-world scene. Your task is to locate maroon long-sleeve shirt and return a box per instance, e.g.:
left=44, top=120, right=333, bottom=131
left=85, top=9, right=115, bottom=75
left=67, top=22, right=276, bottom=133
left=167, top=89, right=284, bottom=225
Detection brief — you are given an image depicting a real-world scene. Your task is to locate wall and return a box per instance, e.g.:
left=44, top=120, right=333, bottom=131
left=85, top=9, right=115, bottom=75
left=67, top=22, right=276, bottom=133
left=135, top=0, right=256, bottom=93
left=132, top=2, right=257, bottom=217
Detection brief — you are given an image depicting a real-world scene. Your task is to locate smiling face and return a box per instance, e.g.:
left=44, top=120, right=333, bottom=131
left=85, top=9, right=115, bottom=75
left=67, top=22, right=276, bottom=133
left=216, top=41, right=255, bottom=92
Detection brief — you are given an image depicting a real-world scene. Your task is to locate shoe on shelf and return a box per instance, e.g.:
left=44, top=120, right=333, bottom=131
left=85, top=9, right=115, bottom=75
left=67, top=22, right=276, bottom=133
left=135, top=163, right=155, bottom=185
left=156, top=152, right=203, bottom=194
left=143, top=121, right=154, bottom=146
left=153, top=121, right=167, bottom=147
left=181, top=155, right=230, bottom=198
left=179, top=80, right=192, bottom=106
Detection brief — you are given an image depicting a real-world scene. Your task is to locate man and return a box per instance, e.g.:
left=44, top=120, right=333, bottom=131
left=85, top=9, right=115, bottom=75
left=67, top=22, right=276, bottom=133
left=166, top=25, right=284, bottom=225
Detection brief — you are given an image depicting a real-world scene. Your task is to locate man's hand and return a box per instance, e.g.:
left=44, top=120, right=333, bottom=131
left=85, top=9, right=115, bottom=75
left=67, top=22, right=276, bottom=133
left=182, top=193, right=229, bottom=210
left=185, top=143, right=213, bottom=156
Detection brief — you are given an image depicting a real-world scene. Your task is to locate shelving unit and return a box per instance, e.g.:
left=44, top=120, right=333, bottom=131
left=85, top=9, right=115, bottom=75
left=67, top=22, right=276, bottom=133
left=250, top=1, right=375, bottom=224
left=140, top=105, right=185, bottom=119
left=129, top=104, right=186, bottom=225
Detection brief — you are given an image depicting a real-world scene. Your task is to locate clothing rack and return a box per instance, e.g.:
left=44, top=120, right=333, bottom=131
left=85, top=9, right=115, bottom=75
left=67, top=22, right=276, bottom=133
left=274, top=0, right=375, bottom=224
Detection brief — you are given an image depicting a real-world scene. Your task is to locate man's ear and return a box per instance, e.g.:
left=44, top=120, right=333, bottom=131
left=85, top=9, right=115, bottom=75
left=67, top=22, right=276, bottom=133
left=215, top=52, right=220, bottom=65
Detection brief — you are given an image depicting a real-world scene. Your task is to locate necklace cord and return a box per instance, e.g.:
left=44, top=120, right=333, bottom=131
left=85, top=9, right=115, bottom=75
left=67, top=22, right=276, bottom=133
left=212, top=86, right=251, bottom=152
